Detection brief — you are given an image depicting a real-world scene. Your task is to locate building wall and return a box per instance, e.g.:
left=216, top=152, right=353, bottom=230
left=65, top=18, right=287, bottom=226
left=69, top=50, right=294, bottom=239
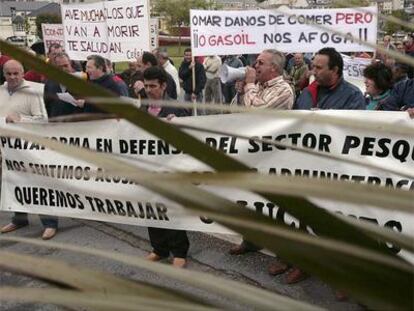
left=0, top=9, right=41, bottom=45
left=392, top=0, right=404, bottom=9
left=216, top=0, right=259, bottom=10
left=0, top=17, right=14, bottom=39
left=404, top=0, right=414, bottom=7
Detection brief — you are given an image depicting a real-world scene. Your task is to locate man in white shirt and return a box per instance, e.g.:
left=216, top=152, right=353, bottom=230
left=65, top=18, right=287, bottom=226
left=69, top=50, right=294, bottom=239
left=0, top=60, right=47, bottom=122
left=157, top=50, right=180, bottom=97
left=0, top=59, right=58, bottom=240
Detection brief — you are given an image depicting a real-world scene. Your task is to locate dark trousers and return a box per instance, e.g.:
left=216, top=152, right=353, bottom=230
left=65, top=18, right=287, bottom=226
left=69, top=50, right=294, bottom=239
left=241, top=239, right=261, bottom=252
left=148, top=227, right=189, bottom=258
left=12, top=212, right=58, bottom=229
left=222, top=83, right=237, bottom=104
left=184, top=92, right=204, bottom=116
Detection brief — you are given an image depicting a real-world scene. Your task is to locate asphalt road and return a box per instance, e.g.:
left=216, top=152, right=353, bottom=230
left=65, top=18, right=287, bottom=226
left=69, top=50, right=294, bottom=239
left=0, top=213, right=363, bottom=311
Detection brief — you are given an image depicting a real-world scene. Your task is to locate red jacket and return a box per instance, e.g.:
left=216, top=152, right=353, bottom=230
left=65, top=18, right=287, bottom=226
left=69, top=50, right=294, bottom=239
left=24, top=70, right=45, bottom=83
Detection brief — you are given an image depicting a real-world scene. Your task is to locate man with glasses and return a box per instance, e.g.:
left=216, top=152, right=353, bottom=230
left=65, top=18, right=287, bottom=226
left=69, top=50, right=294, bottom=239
left=237, top=49, right=294, bottom=109
left=229, top=49, right=294, bottom=277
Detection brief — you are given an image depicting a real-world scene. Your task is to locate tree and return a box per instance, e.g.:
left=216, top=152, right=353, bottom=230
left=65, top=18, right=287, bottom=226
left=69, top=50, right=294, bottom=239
left=154, top=0, right=219, bottom=30
left=383, top=9, right=411, bottom=35
left=331, top=0, right=370, bottom=8
left=35, top=13, right=61, bottom=39
left=154, top=0, right=218, bottom=53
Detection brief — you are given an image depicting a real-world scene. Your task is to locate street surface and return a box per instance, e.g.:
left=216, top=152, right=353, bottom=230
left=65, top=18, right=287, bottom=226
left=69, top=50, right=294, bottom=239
left=0, top=213, right=363, bottom=310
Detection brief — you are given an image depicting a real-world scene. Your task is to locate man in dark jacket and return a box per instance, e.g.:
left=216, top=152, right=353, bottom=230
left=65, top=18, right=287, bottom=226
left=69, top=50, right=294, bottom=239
left=104, top=58, right=129, bottom=97
left=142, top=66, right=189, bottom=268
left=278, top=48, right=365, bottom=285
left=133, top=52, right=177, bottom=100
left=294, top=48, right=365, bottom=110
left=119, top=61, right=143, bottom=98
left=179, top=48, right=206, bottom=113
left=44, top=52, right=85, bottom=117
left=379, top=78, right=414, bottom=111
left=85, top=54, right=123, bottom=113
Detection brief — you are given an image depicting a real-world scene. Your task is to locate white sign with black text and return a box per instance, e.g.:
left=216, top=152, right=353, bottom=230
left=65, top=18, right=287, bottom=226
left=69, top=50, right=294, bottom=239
left=0, top=112, right=412, bottom=249
left=61, top=0, right=150, bottom=62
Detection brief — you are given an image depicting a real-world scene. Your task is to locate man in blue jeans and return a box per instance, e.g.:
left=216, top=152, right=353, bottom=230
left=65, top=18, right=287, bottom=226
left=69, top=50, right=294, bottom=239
left=0, top=59, right=58, bottom=239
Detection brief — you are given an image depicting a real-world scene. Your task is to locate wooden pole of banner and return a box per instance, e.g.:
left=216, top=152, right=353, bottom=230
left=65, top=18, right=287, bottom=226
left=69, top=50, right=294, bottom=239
left=192, top=56, right=197, bottom=116
left=374, top=2, right=379, bottom=60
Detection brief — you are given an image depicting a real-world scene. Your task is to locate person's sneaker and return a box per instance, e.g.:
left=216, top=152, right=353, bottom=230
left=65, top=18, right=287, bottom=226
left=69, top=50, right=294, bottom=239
left=268, top=261, right=290, bottom=276
left=1, top=223, right=27, bottom=234
left=172, top=257, right=186, bottom=268
left=146, top=252, right=162, bottom=262
left=42, top=228, right=57, bottom=240
left=285, top=268, right=308, bottom=284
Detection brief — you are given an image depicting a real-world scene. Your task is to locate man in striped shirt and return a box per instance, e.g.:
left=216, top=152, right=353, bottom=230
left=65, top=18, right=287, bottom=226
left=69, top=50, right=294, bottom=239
left=238, top=49, right=294, bottom=109
left=229, top=50, right=294, bottom=271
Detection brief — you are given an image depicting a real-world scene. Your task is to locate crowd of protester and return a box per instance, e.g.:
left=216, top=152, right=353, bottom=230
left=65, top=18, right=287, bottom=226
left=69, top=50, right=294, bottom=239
left=0, top=33, right=413, bottom=297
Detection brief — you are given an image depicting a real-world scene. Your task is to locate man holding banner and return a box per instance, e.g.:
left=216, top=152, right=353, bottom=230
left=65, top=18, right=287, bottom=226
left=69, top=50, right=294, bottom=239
left=142, top=66, right=189, bottom=268
left=230, top=49, right=294, bottom=267
left=179, top=48, right=206, bottom=112
left=0, top=60, right=58, bottom=240
left=285, top=47, right=366, bottom=284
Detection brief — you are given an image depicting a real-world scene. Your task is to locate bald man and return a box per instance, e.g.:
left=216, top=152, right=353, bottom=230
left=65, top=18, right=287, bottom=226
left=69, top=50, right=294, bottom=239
left=0, top=59, right=47, bottom=122
left=288, top=53, right=309, bottom=96
left=0, top=59, right=58, bottom=240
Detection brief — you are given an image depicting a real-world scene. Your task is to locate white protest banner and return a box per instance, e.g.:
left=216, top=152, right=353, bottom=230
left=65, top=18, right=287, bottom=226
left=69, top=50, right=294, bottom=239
left=191, top=7, right=377, bottom=56
left=41, top=24, right=65, bottom=54
left=150, top=18, right=159, bottom=50
left=0, top=112, right=413, bottom=248
left=341, top=53, right=372, bottom=92
left=61, top=0, right=150, bottom=62
left=342, top=53, right=372, bottom=81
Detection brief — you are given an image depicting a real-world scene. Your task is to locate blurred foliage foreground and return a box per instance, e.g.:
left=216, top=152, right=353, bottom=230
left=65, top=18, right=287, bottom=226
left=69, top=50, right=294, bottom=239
left=0, top=40, right=413, bottom=311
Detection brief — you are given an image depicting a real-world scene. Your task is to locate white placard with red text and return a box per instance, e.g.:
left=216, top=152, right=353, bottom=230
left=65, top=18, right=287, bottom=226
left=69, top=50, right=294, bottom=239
left=41, top=24, right=65, bottom=55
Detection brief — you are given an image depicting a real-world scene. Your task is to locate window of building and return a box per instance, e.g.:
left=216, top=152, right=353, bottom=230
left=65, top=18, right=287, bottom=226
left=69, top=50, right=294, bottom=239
left=14, top=23, right=24, bottom=32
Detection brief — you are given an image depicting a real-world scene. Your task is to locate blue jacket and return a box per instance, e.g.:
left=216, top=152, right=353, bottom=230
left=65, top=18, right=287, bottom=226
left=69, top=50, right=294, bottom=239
left=379, top=79, right=414, bottom=111
left=294, top=78, right=366, bottom=110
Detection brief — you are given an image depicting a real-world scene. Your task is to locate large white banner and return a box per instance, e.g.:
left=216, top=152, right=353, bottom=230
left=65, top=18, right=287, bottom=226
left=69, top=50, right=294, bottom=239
left=61, top=0, right=150, bottom=62
left=41, top=24, right=65, bottom=54
left=0, top=112, right=413, bottom=252
left=191, top=7, right=377, bottom=56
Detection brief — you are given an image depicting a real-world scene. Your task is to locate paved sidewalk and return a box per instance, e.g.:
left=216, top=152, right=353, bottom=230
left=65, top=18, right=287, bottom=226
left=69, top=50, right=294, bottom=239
left=0, top=213, right=362, bottom=311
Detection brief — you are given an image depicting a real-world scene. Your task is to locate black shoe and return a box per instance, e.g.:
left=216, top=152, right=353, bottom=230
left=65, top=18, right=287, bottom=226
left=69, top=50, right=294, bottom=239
left=229, top=243, right=257, bottom=255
